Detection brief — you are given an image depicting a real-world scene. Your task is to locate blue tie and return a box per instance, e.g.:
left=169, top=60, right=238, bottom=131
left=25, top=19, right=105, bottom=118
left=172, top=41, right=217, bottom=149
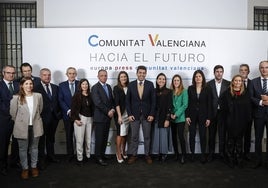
left=70, top=83, right=75, bottom=96
left=46, top=84, right=52, bottom=100
left=103, top=84, right=109, bottom=98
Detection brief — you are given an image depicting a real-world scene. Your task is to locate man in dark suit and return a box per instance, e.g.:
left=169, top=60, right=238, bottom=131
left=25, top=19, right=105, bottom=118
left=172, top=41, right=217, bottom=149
left=207, top=65, right=230, bottom=162
left=15, top=62, right=41, bottom=86
left=34, top=68, right=61, bottom=167
left=249, top=60, right=268, bottom=169
left=126, top=65, right=156, bottom=164
left=0, top=65, right=19, bottom=176
left=91, top=69, right=115, bottom=166
left=239, top=64, right=253, bottom=160
left=58, top=67, right=79, bottom=161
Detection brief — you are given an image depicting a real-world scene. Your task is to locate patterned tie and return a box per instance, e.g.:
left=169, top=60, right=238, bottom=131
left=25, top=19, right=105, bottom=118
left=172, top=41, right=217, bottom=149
left=263, top=79, right=267, bottom=94
left=70, top=83, right=75, bottom=96
left=46, top=84, right=52, bottom=100
left=8, top=82, right=14, bottom=95
left=103, top=84, right=109, bottom=98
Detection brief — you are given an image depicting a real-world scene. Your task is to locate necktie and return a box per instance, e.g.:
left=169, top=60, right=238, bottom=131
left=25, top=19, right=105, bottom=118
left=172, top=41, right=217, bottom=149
left=103, top=84, right=109, bottom=98
left=263, top=79, right=267, bottom=94
left=138, top=81, right=144, bottom=99
left=70, top=83, right=75, bottom=96
left=8, top=82, right=14, bottom=95
left=244, top=80, right=247, bottom=88
left=46, top=84, right=52, bottom=100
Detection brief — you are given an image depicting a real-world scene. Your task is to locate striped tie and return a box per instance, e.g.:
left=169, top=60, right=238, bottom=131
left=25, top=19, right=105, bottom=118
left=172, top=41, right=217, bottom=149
left=263, top=79, right=267, bottom=94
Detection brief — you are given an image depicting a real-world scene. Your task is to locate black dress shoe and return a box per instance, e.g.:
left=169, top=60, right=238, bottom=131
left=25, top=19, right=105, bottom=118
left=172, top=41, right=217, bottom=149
left=67, top=154, right=75, bottom=162
left=47, top=156, right=60, bottom=163
left=102, top=155, right=111, bottom=160
left=38, top=159, right=46, bottom=170
left=252, top=161, right=262, bottom=169
left=207, top=153, right=214, bottom=163
left=76, top=160, right=83, bottom=167
left=243, top=153, right=251, bottom=161
left=180, top=155, right=185, bottom=164
left=96, top=158, right=108, bottom=166
left=0, top=168, right=7, bottom=176
left=161, top=154, right=167, bottom=162
left=10, top=162, right=21, bottom=169
left=200, top=154, right=207, bottom=164
left=189, top=154, right=195, bottom=162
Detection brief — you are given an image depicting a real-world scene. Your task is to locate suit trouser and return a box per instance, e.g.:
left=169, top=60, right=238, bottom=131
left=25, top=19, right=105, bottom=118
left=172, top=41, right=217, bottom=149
left=227, top=134, right=243, bottom=162
left=17, top=126, right=39, bottom=170
left=243, top=120, right=253, bottom=154
left=254, top=116, right=268, bottom=162
left=63, top=119, right=75, bottom=156
left=10, top=135, right=19, bottom=165
left=171, top=122, right=186, bottom=155
left=189, top=117, right=207, bottom=154
left=94, top=122, right=110, bottom=158
left=39, top=116, right=59, bottom=159
left=208, top=110, right=226, bottom=154
left=128, top=116, right=151, bottom=156
left=74, top=115, right=93, bottom=161
left=0, top=116, right=13, bottom=170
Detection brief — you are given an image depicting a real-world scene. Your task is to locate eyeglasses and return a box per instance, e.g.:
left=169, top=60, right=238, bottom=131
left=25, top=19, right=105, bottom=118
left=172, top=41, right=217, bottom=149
left=4, top=72, right=16, bottom=75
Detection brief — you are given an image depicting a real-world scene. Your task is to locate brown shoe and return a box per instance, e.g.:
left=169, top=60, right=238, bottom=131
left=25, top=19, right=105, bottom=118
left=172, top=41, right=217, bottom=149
left=21, top=169, right=29, bottom=180
left=31, top=168, right=39, bottom=177
left=145, top=156, right=153, bottom=164
left=127, top=156, right=137, bottom=164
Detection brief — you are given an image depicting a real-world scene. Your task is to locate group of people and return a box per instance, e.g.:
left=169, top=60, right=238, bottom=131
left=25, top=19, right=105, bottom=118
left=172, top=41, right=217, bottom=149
left=0, top=61, right=268, bottom=180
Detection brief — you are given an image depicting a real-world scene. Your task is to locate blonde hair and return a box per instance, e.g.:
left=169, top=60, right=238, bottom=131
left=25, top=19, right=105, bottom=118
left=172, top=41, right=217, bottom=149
left=230, top=74, right=245, bottom=96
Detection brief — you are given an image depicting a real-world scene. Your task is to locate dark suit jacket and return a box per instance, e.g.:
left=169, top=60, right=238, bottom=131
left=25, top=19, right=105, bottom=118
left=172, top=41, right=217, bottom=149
left=221, top=89, right=251, bottom=137
left=15, top=76, right=41, bottom=88
left=113, top=85, right=126, bottom=114
left=91, top=82, right=115, bottom=123
left=58, top=80, right=79, bottom=120
left=207, top=79, right=230, bottom=118
left=34, top=82, right=62, bottom=122
left=0, top=80, right=19, bottom=118
left=186, top=85, right=212, bottom=122
left=126, top=80, right=156, bottom=120
left=249, top=77, right=268, bottom=118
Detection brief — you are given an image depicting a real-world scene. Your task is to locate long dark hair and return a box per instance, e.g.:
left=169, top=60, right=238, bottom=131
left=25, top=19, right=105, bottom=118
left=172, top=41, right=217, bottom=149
left=116, top=71, right=129, bottom=89
left=77, top=78, right=90, bottom=97
left=192, top=70, right=206, bottom=88
left=18, top=77, right=33, bottom=104
left=156, top=73, right=167, bottom=90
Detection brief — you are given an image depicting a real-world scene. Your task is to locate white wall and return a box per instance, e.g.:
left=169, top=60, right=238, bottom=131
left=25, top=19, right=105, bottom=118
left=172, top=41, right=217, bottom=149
left=43, top=0, right=248, bottom=29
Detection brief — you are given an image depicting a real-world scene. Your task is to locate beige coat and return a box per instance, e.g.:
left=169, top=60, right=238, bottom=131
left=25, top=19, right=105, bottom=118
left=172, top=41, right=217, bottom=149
left=10, top=93, right=43, bottom=139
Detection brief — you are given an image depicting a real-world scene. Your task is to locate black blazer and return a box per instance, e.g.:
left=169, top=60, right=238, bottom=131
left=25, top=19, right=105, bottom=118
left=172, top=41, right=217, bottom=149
left=221, top=89, right=251, bottom=136
left=91, top=82, right=115, bottom=123
left=34, top=82, right=62, bottom=121
left=15, top=76, right=41, bottom=88
left=113, top=85, right=127, bottom=122
left=155, top=87, right=172, bottom=128
left=0, top=80, right=19, bottom=117
left=249, top=77, right=268, bottom=118
left=186, top=85, right=212, bottom=122
left=126, top=80, right=156, bottom=120
left=207, top=79, right=230, bottom=118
